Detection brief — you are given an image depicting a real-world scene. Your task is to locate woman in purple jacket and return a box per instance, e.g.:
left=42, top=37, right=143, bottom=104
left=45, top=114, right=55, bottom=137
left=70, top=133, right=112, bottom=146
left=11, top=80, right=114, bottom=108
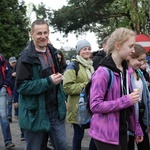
left=89, top=28, right=143, bottom=150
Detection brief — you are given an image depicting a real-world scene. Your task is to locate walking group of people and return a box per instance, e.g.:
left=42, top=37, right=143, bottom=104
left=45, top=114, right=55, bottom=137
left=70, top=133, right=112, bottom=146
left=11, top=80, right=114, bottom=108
left=0, top=19, right=150, bottom=150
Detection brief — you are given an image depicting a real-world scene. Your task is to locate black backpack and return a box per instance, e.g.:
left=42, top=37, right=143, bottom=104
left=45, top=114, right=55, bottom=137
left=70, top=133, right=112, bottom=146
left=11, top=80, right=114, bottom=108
left=77, top=67, right=114, bottom=128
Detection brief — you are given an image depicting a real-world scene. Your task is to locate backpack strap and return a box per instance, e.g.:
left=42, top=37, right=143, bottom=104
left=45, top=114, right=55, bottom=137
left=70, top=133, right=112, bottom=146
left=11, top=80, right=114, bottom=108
left=73, top=61, right=79, bottom=76
left=83, top=67, right=114, bottom=115
left=106, top=68, right=114, bottom=90
left=103, top=67, right=114, bottom=99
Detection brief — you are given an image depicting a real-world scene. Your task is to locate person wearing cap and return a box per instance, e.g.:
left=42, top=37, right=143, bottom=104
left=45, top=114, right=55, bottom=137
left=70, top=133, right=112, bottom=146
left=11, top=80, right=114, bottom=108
left=9, top=56, right=17, bottom=63
left=63, top=39, right=96, bottom=150
left=7, top=56, right=17, bottom=122
left=0, top=54, right=15, bottom=148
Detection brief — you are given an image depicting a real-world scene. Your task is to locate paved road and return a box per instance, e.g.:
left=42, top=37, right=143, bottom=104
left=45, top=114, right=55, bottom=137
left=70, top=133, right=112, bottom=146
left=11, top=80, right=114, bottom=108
left=0, top=117, right=90, bottom=150
left=0, top=116, right=149, bottom=150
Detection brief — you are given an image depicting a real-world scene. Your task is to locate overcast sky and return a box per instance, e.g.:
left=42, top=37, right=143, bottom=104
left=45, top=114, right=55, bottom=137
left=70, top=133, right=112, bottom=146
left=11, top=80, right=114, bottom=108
left=24, top=0, right=99, bottom=51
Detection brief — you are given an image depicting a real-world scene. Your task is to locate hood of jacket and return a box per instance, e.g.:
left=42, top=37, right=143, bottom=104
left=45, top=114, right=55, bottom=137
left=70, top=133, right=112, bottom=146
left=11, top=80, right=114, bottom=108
left=99, top=54, right=128, bottom=74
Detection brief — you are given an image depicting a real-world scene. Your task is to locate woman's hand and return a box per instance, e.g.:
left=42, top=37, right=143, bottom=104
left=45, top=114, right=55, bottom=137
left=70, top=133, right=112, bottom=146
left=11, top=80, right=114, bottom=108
left=128, top=91, right=139, bottom=104
left=135, top=136, right=143, bottom=143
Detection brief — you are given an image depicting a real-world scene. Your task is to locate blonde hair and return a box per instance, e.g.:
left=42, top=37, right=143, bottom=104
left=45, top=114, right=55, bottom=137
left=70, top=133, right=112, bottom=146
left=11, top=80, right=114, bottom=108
left=106, top=27, right=136, bottom=55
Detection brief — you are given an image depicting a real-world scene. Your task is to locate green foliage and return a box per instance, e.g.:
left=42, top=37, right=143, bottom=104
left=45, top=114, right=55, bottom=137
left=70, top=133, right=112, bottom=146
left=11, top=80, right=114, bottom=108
left=0, top=0, right=29, bottom=59
left=64, top=49, right=77, bottom=60
left=33, top=0, right=150, bottom=47
left=32, top=2, right=48, bottom=20
left=60, top=48, right=77, bottom=60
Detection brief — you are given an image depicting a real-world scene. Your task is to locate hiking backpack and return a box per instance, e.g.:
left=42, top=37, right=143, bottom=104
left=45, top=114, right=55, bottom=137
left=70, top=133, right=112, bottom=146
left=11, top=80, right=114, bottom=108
left=77, top=67, right=114, bottom=127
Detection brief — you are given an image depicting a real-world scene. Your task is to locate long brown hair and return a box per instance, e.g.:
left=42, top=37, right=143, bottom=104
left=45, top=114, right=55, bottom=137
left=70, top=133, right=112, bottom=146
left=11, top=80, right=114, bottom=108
left=132, top=44, right=146, bottom=80
left=131, top=44, right=146, bottom=59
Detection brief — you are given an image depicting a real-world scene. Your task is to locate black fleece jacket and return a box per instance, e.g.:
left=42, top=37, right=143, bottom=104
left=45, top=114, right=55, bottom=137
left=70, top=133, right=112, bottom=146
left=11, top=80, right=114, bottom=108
left=92, top=50, right=106, bottom=71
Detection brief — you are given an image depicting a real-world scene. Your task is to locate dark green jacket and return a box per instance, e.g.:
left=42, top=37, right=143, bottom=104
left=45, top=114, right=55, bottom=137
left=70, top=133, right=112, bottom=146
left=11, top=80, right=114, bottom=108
left=16, top=41, right=66, bottom=132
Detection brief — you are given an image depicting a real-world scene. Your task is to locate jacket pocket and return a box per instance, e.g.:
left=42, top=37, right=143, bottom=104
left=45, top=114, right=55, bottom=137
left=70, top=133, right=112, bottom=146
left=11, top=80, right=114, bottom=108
left=19, top=108, right=51, bottom=132
left=20, top=95, right=39, bottom=110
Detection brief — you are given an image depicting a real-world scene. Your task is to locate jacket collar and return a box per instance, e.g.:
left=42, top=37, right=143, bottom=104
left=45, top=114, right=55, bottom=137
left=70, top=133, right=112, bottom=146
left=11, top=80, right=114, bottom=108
left=19, top=40, right=60, bottom=72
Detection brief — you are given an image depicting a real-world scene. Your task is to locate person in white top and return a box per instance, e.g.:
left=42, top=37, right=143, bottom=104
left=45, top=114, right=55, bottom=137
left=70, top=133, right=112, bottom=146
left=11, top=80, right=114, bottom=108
left=127, top=44, right=150, bottom=150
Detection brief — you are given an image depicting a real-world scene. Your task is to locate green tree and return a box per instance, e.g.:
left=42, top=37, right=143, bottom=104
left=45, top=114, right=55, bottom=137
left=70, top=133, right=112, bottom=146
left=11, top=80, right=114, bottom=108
left=63, top=49, right=77, bottom=60
left=32, top=0, right=150, bottom=47
left=32, top=2, right=49, bottom=20
left=0, top=0, right=29, bottom=59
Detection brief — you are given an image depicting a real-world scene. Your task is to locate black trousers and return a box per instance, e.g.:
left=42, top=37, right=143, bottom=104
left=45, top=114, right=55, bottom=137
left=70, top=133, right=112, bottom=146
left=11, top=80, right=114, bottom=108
left=94, top=132, right=127, bottom=150
left=128, top=119, right=150, bottom=150
left=40, top=132, right=49, bottom=150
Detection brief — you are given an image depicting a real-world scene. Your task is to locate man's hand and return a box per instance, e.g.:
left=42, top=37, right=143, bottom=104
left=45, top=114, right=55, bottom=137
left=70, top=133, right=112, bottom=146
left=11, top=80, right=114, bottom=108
left=50, top=73, right=63, bottom=85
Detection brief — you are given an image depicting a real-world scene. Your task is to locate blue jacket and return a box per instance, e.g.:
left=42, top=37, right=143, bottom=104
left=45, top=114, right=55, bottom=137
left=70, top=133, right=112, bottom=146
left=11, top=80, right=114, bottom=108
left=131, top=69, right=150, bottom=128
